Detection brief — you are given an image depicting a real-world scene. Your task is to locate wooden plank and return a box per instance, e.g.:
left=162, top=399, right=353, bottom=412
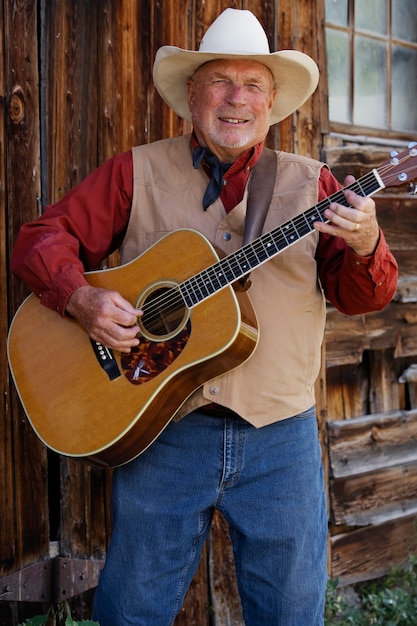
left=326, top=362, right=369, bottom=420
left=328, top=409, right=417, bottom=478
left=325, top=301, right=417, bottom=367
left=0, top=0, right=16, bottom=581
left=395, top=277, right=417, bottom=303
left=369, top=348, right=401, bottom=414
left=3, top=0, right=50, bottom=575
left=98, top=0, right=154, bottom=158
left=209, top=512, right=244, bottom=626
left=44, top=0, right=100, bottom=203
left=150, top=0, right=194, bottom=142
left=59, top=459, right=112, bottom=559
left=331, top=461, right=417, bottom=526
left=375, top=196, right=417, bottom=266
left=274, top=0, right=322, bottom=159
left=375, top=195, right=417, bottom=281
left=330, top=515, right=417, bottom=585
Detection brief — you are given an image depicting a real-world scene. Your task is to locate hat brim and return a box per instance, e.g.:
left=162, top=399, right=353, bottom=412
left=153, top=47, right=319, bottom=125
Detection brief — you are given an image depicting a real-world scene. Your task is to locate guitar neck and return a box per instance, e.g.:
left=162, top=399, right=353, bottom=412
left=179, top=168, right=385, bottom=308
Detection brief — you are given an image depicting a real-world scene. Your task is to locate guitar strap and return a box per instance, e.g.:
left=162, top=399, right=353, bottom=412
left=239, top=146, right=277, bottom=287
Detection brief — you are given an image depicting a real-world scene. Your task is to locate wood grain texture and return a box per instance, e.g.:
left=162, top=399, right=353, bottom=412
left=331, top=515, right=417, bottom=585
left=2, top=0, right=50, bottom=578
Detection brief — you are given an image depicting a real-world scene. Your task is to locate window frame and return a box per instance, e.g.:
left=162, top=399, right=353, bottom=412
left=325, top=0, right=417, bottom=141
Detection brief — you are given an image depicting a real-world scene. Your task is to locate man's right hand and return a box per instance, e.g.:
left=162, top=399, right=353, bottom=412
left=66, top=285, right=141, bottom=353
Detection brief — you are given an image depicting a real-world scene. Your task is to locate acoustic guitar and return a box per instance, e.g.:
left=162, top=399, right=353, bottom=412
left=7, top=144, right=417, bottom=467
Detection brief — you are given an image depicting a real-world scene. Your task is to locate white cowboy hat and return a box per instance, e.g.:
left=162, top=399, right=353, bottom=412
left=153, top=8, right=319, bottom=125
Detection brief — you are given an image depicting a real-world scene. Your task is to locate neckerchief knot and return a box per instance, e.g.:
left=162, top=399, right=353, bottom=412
left=193, top=146, right=232, bottom=210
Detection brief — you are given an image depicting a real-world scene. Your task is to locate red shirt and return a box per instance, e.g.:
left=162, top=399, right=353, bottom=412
left=11, top=145, right=398, bottom=316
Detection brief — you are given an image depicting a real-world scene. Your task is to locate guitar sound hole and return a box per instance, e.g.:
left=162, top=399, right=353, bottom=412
left=138, top=284, right=189, bottom=341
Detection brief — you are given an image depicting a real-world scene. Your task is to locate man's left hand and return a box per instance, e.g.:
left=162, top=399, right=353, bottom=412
left=313, top=175, right=380, bottom=256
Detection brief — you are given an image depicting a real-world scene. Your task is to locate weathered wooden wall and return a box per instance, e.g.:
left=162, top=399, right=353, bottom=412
left=323, top=143, right=417, bottom=585
left=1, top=0, right=417, bottom=624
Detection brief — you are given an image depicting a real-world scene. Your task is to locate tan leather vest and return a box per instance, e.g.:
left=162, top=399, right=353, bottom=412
left=120, top=134, right=325, bottom=427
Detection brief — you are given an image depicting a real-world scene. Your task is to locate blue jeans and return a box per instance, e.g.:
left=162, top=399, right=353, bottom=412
left=93, top=407, right=327, bottom=625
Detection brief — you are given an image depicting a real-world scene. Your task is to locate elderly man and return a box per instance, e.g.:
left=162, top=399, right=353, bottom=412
left=11, top=8, right=397, bottom=626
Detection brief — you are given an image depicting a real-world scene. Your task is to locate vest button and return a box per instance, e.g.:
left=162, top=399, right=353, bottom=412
left=223, top=232, right=231, bottom=241
left=210, top=386, right=219, bottom=395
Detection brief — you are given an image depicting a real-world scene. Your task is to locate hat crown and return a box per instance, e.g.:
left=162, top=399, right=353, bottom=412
left=199, top=9, right=270, bottom=55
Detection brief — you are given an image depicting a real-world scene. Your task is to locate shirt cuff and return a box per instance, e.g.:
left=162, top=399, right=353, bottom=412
left=347, top=228, right=397, bottom=302
left=39, top=270, right=90, bottom=317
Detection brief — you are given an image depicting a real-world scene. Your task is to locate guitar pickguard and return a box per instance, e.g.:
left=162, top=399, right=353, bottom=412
left=120, top=320, right=191, bottom=385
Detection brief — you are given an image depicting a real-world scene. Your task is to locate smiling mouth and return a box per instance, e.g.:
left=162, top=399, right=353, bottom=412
left=219, top=117, right=248, bottom=124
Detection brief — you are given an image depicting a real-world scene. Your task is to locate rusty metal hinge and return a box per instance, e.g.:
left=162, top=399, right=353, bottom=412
left=0, top=557, right=104, bottom=603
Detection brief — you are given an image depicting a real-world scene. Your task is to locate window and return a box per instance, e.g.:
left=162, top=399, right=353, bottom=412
left=325, top=0, right=417, bottom=134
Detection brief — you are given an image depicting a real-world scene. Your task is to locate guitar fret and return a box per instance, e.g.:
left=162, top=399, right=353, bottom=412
left=236, top=249, right=251, bottom=275
left=247, top=243, right=263, bottom=267
left=296, top=212, right=314, bottom=236
left=252, top=238, right=270, bottom=262
left=206, top=265, right=226, bottom=291
left=245, top=244, right=263, bottom=270
left=181, top=280, right=198, bottom=307
left=220, top=256, right=240, bottom=283
left=260, top=233, right=279, bottom=257
left=227, top=255, right=244, bottom=279
left=190, top=275, right=210, bottom=300
left=200, top=268, right=217, bottom=294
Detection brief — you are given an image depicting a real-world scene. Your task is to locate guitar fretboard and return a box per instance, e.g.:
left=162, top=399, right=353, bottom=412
left=179, top=169, right=384, bottom=308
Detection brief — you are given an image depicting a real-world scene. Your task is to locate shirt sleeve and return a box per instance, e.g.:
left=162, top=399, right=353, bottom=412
left=316, top=167, right=398, bottom=315
left=11, top=150, right=134, bottom=316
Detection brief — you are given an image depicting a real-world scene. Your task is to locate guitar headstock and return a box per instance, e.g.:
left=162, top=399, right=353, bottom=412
left=377, top=142, right=417, bottom=192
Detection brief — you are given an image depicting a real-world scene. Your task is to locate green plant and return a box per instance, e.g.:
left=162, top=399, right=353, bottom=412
left=325, top=556, right=417, bottom=625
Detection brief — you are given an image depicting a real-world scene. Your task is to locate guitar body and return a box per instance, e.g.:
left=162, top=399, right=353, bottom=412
left=7, top=229, right=259, bottom=468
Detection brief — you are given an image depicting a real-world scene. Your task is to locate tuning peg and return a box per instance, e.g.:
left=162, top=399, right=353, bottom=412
left=409, top=142, right=417, bottom=156
left=390, top=150, right=399, bottom=165
left=408, top=182, right=417, bottom=195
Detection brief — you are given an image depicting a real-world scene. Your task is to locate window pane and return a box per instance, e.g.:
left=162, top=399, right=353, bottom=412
left=325, top=0, right=348, bottom=26
left=353, top=36, right=387, bottom=127
left=355, top=0, right=387, bottom=34
left=392, top=45, right=417, bottom=131
left=392, top=0, right=417, bottom=41
left=326, top=28, right=351, bottom=122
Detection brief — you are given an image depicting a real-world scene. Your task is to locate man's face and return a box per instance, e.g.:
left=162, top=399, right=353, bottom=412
left=187, top=59, right=276, bottom=163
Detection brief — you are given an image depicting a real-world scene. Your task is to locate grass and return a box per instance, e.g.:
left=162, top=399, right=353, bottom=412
left=325, top=556, right=417, bottom=625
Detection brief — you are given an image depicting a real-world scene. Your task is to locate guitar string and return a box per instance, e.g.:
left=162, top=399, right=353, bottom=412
left=137, top=153, right=416, bottom=332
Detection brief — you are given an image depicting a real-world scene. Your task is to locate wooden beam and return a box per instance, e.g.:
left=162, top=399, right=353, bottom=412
left=328, top=409, right=417, bottom=478
left=331, top=515, right=417, bottom=585
left=331, top=461, right=417, bottom=526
